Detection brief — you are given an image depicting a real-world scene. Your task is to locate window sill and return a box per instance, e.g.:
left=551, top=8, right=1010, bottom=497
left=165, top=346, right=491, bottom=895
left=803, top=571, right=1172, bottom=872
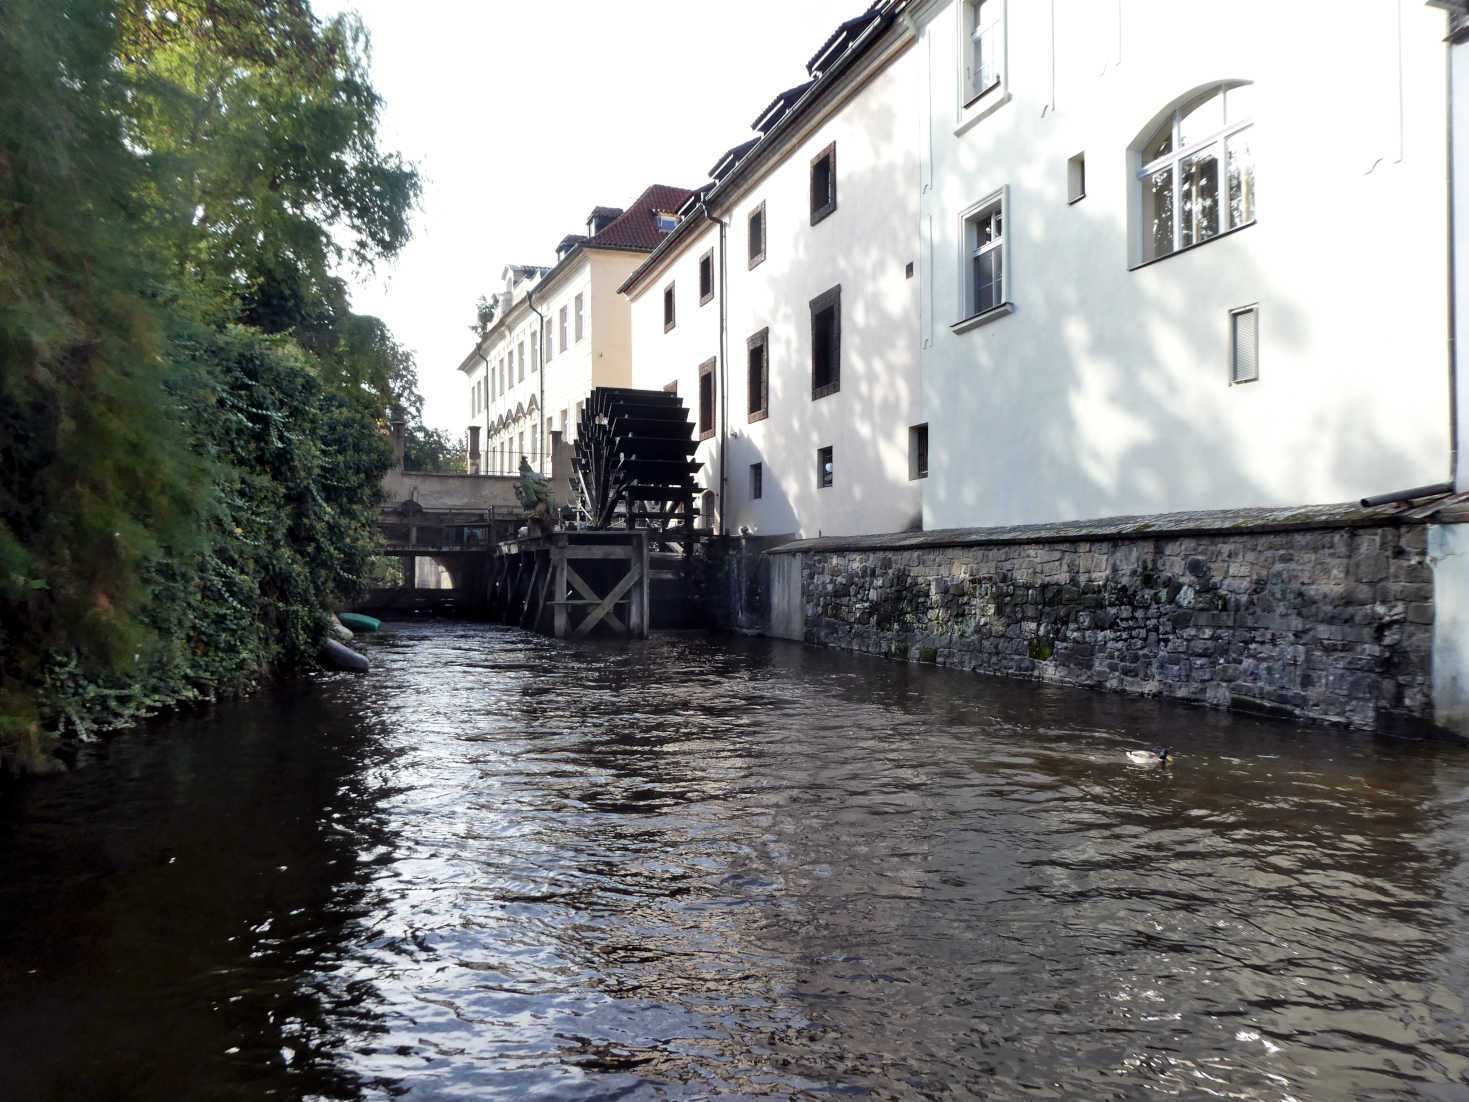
left=699, top=293, right=713, bottom=307
left=955, top=86, right=1009, bottom=138
left=812, top=381, right=840, bottom=401
left=1128, top=219, right=1255, bottom=272
left=699, top=429, right=715, bottom=442
left=950, top=301, right=1014, bottom=333
left=748, top=252, right=766, bottom=271
left=810, top=202, right=837, bottom=227
left=748, top=409, right=769, bottom=424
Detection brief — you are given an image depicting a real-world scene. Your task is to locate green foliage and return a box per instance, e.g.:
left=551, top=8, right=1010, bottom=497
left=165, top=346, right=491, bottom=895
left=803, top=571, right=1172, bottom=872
left=0, top=0, right=417, bottom=772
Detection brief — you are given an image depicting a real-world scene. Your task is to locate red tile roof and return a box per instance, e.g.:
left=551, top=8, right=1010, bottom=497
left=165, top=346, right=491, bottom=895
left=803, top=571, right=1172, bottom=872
left=585, top=184, right=694, bottom=251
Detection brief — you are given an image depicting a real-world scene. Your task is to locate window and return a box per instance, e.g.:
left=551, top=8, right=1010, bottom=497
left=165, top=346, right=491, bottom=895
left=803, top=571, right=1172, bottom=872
left=750, top=462, right=763, bottom=500
left=531, top=332, right=539, bottom=372
left=517, top=341, right=525, bottom=383
left=810, top=142, right=836, bottom=225
left=964, top=0, right=1002, bottom=104
left=471, top=384, right=477, bottom=415
left=559, top=305, right=569, bottom=351
left=909, top=424, right=929, bottom=480
left=747, top=327, right=769, bottom=422
left=748, top=202, right=766, bottom=268
left=1230, top=305, right=1259, bottom=384
left=655, top=212, right=677, bottom=232
left=700, top=489, right=716, bottom=531
left=545, top=417, right=553, bottom=451
left=698, top=357, right=715, bottom=440
left=560, top=408, right=568, bottom=437
left=1067, top=152, right=1085, bottom=204
left=810, top=286, right=841, bottom=399
left=962, top=193, right=1006, bottom=320
left=1136, top=83, right=1255, bottom=265
left=544, top=319, right=553, bottom=362
left=518, top=431, right=524, bottom=460
left=699, top=249, right=714, bottom=305
left=817, top=445, right=833, bottom=489
left=530, top=424, right=537, bottom=462
left=574, top=293, right=584, bottom=341
left=664, top=283, right=676, bottom=331
left=500, top=357, right=507, bottom=392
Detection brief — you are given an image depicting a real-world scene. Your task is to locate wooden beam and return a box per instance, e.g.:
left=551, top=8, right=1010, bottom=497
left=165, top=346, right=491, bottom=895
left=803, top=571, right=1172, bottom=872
left=564, top=563, right=626, bottom=634
left=553, top=549, right=568, bottom=638
left=520, top=556, right=544, bottom=628
left=572, top=564, right=640, bottom=638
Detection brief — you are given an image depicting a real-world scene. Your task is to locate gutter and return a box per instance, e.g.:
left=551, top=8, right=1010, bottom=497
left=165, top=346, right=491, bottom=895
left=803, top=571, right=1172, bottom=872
left=618, top=7, right=908, bottom=297
left=1448, top=18, right=1462, bottom=487
left=699, top=202, right=730, bottom=537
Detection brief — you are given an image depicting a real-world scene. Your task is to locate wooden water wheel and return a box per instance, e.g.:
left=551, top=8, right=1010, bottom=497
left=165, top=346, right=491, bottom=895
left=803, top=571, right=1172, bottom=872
left=573, top=387, right=701, bottom=538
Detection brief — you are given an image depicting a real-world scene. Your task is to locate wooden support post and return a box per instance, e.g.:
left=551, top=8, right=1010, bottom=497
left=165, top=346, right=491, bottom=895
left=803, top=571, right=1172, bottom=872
left=564, top=563, right=627, bottom=634
left=629, top=531, right=648, bottom=639
left=553, top=542, right=569, bottom=638
left=572, top=564, right=640, bottom=638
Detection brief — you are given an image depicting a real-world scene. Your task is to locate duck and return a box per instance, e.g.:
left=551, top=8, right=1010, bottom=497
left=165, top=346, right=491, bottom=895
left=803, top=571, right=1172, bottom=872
left=1127, top=747, right=1173, bottom=766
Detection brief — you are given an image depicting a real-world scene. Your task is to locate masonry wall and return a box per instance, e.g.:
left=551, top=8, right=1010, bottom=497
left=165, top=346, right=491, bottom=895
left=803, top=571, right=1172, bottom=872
left=780, top=523, right=1434, bottom=731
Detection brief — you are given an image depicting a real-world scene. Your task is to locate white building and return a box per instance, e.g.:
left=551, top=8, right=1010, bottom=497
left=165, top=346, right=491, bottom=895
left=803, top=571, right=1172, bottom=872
left=458, top=186, right=692, bottom=475
left=912, top=0, right=1455, bottom=529
left=621, top=3, right=922, bottom=540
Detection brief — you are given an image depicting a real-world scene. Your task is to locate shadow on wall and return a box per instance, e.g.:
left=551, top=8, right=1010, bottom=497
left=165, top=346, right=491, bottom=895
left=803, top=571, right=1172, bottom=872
left=720, top=95, right=922, bottom=540
left=921, top=121, right=1437, bottom=529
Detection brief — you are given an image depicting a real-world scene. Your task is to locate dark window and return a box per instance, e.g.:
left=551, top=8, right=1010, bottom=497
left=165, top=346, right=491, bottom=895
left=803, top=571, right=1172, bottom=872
left=909, top=423, right=929, bottom=480
left=698, top=357, right=715, bottom=440
left=809, top=285, right=841, bottom=399
left=750, top=462, right=763, bottom=500
left=817, top=445, right=833, bottom=489
left=747, top=327, right=769, bottom=422
left=664, top=283, right=676, bottom=331
left=810, top=142, right=837, bottom=224
left=748, top=202, right=766, bottom=268
left=699, top=249, right=714, bottom=305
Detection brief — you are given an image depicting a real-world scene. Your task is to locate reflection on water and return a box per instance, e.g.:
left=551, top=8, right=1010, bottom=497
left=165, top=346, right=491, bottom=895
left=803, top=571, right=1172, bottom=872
left=2, top=623, right=1469, bottom=1099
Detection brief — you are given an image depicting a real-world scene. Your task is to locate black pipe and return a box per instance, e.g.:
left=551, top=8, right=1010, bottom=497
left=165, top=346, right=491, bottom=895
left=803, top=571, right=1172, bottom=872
left=697, top=202, right=729, bottom=537
left=1360, top=481, right=1455, bottom=508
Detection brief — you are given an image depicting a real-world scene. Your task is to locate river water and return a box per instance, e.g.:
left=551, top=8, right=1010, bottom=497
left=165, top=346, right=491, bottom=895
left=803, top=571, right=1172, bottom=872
left=3, top=622, right=1469, bottom=1100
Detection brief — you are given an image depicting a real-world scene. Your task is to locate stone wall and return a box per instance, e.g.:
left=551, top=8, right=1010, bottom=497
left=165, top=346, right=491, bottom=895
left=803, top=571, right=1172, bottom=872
left=780, top=521, right=1434, bottom=731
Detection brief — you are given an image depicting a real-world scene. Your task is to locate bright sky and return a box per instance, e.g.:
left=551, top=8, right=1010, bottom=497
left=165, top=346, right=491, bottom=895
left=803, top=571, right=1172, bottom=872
left=315, top=0, right=866, bottom=432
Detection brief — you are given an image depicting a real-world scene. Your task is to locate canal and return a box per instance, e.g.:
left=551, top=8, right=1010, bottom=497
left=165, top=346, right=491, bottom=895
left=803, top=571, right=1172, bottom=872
left=2, top=622, right=1468, bottom=1099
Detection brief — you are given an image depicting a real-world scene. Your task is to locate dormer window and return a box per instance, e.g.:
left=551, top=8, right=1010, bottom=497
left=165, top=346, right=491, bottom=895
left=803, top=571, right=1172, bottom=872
left=654, top=212, right=678, bottom=233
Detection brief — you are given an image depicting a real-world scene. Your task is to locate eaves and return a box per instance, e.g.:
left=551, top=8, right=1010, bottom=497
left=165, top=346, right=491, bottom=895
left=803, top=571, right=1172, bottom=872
left=618, top=11, right=914, bottom=298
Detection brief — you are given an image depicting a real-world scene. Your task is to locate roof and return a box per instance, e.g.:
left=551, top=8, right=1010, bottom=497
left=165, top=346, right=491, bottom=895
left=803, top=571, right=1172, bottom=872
left=752, top=81, right=815, bottom=133
left=583, top=184, right=694, bottom=251
left=806, top=3, right=886, bottom=76
left=619, top=1, right=907, bottom=297
left=709, top=138, right=760, bottom=180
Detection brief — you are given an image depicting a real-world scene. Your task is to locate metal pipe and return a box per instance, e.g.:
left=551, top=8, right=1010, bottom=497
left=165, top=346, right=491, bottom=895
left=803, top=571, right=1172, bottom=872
left=697, top=202, right=729, bottom=538
left=1360, top=481, right=1455, bottom=508
left=525, top=287, right=546, bottom=476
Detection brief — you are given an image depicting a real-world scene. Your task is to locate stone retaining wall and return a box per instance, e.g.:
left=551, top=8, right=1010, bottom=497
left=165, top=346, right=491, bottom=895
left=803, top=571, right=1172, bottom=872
left=785, top=523, right=1433, bottom=730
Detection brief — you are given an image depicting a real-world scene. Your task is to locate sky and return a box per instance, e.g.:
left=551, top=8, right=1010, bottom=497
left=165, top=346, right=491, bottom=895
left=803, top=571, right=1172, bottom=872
left=313, top=0, right=868, bottom=432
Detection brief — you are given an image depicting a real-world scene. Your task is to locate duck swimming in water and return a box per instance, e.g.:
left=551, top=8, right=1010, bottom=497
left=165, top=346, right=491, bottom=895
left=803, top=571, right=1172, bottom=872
left=1127, top=747, right=1172, bottom=766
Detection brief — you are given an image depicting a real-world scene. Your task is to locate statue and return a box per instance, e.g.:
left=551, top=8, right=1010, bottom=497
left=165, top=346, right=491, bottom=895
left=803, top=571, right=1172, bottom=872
left=516, top=456, right=556, bottom=535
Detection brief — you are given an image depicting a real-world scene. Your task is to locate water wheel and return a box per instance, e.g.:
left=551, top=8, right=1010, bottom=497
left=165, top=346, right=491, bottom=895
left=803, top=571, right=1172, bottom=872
left=573, top=387, right=701, bottom=536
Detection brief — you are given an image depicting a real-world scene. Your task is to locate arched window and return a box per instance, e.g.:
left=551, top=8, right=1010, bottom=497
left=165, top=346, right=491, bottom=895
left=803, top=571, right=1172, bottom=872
left=1136, top=83, right=1255, bottom=264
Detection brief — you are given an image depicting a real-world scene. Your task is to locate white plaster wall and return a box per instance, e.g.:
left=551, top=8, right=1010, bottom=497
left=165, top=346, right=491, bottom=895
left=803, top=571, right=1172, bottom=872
left=1430, top=523, right=1469, bottom=734
left=918, top=0, right=1453, bottom=531
left=629, top=38, right=923, bottom=540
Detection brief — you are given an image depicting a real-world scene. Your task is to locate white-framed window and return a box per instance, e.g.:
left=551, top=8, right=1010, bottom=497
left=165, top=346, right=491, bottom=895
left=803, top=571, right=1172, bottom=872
left=531, top=332, right=539, bottom=372
left=574, top=293, right=585, bottom=341
left=954, top=186, right=1011, bottom=330
left=1135, top=82, right=1255, bottom=266
left=559, top=305, right=568, bottom=351
left=964, top=0, right=1002, bottom=103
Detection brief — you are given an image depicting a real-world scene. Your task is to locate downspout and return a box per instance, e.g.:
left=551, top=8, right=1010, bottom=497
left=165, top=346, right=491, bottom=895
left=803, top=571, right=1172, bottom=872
left=699, top=202, right=729, bottom=537
left=1447, top=19, right=1461, bottom=487
left=526, top=287, right=547, bottom=476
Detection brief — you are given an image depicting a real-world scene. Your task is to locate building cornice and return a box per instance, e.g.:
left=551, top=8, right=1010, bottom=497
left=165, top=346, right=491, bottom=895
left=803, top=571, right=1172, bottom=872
left=618, top=15, right=915, bottom=298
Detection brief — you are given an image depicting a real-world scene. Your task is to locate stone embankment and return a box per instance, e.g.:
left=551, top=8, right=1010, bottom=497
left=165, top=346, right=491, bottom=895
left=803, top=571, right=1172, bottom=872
left=767, top=503, right=1440, bottom=731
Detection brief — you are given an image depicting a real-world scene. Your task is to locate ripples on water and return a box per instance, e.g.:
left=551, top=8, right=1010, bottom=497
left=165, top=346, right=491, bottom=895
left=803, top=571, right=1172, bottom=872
left=3, top=622, right=1469, bottom=1099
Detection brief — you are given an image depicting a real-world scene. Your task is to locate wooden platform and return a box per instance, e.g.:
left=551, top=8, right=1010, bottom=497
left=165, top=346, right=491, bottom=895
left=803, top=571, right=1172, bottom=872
left=486, top=530, right=650, bottom=638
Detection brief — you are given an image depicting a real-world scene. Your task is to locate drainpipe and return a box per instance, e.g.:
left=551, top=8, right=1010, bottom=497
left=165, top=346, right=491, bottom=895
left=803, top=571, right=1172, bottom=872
left=526, top=287, right=547, bottom=476
left=1360, top=481, right=1455, bottom=508
left=698, top=202, right=729, bottom=537
left=1447, top=15, right=1462, bottom=488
